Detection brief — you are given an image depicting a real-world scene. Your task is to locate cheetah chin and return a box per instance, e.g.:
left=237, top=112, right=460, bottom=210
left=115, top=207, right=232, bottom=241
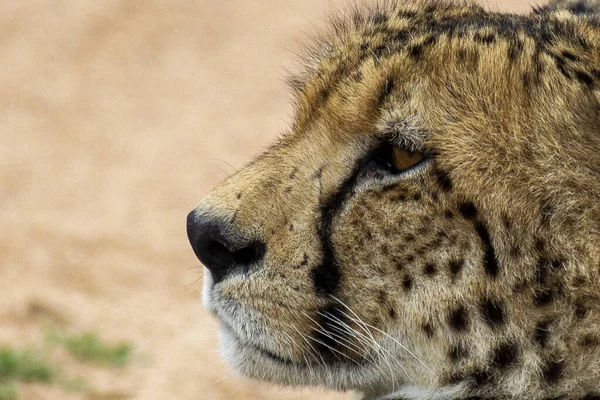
left=187, top=0, right=600, bottom=399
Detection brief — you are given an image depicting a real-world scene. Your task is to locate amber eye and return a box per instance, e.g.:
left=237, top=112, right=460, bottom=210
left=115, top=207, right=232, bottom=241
left=391, top=146, right=425, bottom=172
left=371, top=142, right=427, bottom=174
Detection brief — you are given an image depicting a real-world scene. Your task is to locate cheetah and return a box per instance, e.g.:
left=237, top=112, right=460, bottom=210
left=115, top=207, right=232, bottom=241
left=186, top=0, right=600, bottom=399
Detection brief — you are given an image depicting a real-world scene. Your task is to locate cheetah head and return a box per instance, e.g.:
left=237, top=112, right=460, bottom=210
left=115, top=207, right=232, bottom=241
left=187, top=1, right=600, bottom=399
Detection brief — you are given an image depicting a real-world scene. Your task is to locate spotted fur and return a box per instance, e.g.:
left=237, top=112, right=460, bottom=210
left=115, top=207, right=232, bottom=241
left=187, top=0, right=600, bottom=399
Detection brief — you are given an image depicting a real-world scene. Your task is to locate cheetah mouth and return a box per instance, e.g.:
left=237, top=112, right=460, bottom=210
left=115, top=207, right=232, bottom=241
left=218, top=319, right=300, bottom=367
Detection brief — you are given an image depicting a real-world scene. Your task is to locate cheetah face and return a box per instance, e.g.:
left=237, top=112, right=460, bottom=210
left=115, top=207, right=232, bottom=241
left=187, top=1, right=600, bottom=399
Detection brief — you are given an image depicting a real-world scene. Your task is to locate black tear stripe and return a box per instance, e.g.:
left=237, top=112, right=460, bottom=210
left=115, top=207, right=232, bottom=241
left=312, top=172, right=361, bottom=296
left=311, top=154, right=372, bottom=362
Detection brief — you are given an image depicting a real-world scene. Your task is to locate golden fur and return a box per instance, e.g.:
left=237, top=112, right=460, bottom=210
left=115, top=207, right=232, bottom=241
left=187, top=0, right=600, bottom=398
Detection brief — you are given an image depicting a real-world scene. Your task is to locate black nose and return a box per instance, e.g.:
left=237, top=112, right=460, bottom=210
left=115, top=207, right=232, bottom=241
left=186, top=210, right=265, bottom=283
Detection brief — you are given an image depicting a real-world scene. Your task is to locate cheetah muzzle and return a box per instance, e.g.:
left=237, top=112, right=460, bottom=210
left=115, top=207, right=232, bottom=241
left=186, top=0, right=600, bottom=399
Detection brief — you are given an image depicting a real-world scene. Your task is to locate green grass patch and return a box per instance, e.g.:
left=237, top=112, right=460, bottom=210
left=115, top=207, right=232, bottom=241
left=47, top=331, right=133, bottom=367
left=0, top=346, right=54, bottom=400
left=0, top=347, right=52, bottom=383
left=0, top=329, right=134, bottom=399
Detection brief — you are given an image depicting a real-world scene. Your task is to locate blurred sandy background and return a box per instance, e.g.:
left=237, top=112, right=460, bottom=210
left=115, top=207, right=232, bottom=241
left=0, top=1, right=530, bottom=399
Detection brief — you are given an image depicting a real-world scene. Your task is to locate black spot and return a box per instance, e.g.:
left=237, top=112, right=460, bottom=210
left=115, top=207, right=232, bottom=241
left=449, top=259, right=464, bottom=281
left=406, top=254, right=415, bottom=263
left=449, top=343, right=469, bottom=362
left=535, top=320, right=552, bottom=348
left=575, top=70, right=594, bottom=87
left=535, top=238, right=546, bottom=252
left=535, top=256, right=563, bottom=285
left=402, top=275, right=413, bottom=292
left=412, top=193, right=421, bottom=201
left=424, top=35, right=437, bottom=46
left=540, top=203, right=554, bottom=226
left=574, top=301, right=589, bottom=319
left=236, top=192, right=242, bottom=200
left=501, top=215, right=511, bottom=230
left=405, top=234, right=415, bottom=242
left=378, top=290, right=387, bottom=304
left=424, top=263, right=437, bottom=276
left=380, top=244, right=389, bottom=255
left=481, top=299, right=506, bottom=328
left=300, top=253, right=309, bottom=267
left=444, top=210, right=454, bottom=219
left=574, top=275, right=586, bottom=286
left=285, top=186, right=293, bottom=193
left=551, top=259, right=564, bottom=269
left=408, top=44, right=423, bottom=59
left=389, top=308, right=396, bottom=319
left=289, top=224, right=294, bottom=231
left=534, top=288, right=554, bottom=306
left=581, top=334, right=600, bottom=347
left=398, top=10, right=417, bottom=18
left=475, top=221, right=499, bottom=278
left=458, top=202, right=478, bottom=219
left=449, top=306, right=469, bottom=332
left=422, top=322, right=435, bottom=339
left=583, top=394, right=600, bottom=400
left=372, top=44, right=388, bottom=59
left=471, top=368, right=494, bottom=385
left=435, top=169, right=453, bottom=192
left=393, top=30, right=410, bottom=42
left=393, top=193, right=407, bottom=202
left=288, top=167, right=298, bottom=179
left=372, top=12, right=388, bottom=24
left=510, top=245, right=521, bottom=258
left=492, top=342, right=518, bottom=368
left=543, top=359, right=565, bottom=384
left=561, top=50, right=579, bottom=62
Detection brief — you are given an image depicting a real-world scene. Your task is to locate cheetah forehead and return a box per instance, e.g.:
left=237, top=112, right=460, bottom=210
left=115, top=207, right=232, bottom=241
left=287, top=0, right=600, bottom=148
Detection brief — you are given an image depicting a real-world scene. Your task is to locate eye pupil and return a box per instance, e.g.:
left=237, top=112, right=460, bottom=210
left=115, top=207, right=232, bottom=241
left=371, top=142, right=427, bottom=174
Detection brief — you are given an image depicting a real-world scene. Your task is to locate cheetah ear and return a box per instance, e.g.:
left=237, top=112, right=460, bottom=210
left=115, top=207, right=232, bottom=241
left=532, top=0, right=600, bottom=15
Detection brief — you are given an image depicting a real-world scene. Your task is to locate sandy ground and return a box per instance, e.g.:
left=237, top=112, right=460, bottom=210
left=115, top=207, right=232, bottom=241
left=0, top=1, right=530, bottom=399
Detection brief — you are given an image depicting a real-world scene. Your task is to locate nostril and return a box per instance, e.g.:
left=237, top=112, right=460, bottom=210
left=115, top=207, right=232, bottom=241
left=204, top=240, right=264, bottom=265
left=200, top=239, right=266, bottom=282
left=231, top=241, right=266, bottom=266
left=206, top=240, right=232, bottom=262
